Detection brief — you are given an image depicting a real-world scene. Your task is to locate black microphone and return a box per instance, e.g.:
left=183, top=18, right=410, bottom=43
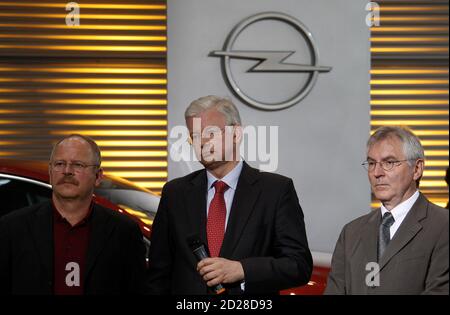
left=187, top=235, right=226, bottom=295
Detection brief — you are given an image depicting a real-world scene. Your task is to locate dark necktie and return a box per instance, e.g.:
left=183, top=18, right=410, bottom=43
left=378, top=211, right=395, bottom=260
left=207, top=181, right=229, bottom=257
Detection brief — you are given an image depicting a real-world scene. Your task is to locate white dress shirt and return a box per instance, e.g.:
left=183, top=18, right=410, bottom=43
left=206, top=161, right=243, bottom=229
left=380, top=190, right=420, bottom=239
left=206, top=161, right=245, bottom=291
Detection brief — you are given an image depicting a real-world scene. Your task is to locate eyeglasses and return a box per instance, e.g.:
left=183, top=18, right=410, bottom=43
left=188, top=126, right=233, bottom=145
left=361, top=159, right=412, bottom=172
left=50, top=161, right=99, bottom=173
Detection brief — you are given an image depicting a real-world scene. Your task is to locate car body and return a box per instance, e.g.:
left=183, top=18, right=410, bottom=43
left=0, top=158, right=330, bottom=294
left=280, top=252, right=331, bottom=295
left=0, top=159, right=158, bottom=244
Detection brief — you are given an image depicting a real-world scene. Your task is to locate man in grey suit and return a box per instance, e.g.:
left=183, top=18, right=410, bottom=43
left=325, top=126, right=449, bottom=295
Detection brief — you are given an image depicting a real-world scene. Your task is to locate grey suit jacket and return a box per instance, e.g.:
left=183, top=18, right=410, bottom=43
left=325, top=193, right=449, bottom=295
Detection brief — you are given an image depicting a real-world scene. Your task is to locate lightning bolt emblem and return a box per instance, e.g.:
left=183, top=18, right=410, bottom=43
left=210, top=50, right=332, bottom=72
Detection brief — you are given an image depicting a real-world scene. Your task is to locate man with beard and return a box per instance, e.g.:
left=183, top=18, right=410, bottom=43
left=0, top=134, right=147, bottom=294
left=147, top=95, right=312, bottom=294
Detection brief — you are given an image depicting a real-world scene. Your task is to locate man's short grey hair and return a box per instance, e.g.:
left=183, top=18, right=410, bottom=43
left=185, top=95, right=242, bottom=125
left=50, top=134, right=102, bottom=166
left=367, top=126, right=425, bottom=165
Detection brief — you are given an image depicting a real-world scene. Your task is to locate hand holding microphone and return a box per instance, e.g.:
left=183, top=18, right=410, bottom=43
left=187, top=235, right=226, bottom=294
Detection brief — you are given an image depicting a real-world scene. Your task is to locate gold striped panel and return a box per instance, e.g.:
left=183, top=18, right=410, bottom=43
left=371, top=0, right=449, bottom=207
left=0, top=0, right=167, bottom=194
left=0, top=0, right=166, bottom=58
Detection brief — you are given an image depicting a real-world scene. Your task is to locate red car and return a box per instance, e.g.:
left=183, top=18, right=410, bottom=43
left=281, top=252, right=331, bottom=295
left=0, top=158, right=330, bottom=294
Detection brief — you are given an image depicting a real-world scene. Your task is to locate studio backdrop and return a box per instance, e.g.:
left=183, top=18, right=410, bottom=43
left=167, top=0, right=371, bottom=253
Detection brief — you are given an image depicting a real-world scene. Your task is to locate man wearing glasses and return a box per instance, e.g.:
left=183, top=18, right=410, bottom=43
left=147, top=95, right=312, bottom=294
left=0, top=134, right=147, bottom=294
left=325, top=126, right=449, bottom=294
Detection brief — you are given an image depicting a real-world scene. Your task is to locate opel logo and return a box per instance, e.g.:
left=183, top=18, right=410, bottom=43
left=210, top=12, right=332, bottom=111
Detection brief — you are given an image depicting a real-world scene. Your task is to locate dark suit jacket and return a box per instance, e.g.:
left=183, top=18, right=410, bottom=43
left=325, top=193, right=449, bottom=295
left=147, top=162, right=312, bottom=294
left=0, top=200, right=147, bottom=294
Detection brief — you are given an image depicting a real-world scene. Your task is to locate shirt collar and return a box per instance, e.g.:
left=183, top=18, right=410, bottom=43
left=381, top=190, right=420, bottom=221
left=207, top=160, right=243, bottom=191
left=52, top=200, right=94, bottom=227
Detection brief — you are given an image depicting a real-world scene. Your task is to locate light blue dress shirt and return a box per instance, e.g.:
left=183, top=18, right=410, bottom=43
left=206, top=161, right=244, bottom=229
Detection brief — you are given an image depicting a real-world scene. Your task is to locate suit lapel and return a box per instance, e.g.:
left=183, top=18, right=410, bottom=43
left=348, top=209, right=379, bottom=294
left=185, top=170, right=208, bottom=246
left=379, top=194, right=427, bottom=270
left=28, top=202, right=53, bottom=284
left=84, top=205, right=114, bottom=283
left=358, top=210, right=380, bottom=268
left=220, top=162, right=260, bottom=257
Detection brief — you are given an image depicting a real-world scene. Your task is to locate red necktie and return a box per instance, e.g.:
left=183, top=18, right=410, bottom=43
left=207, top=181, right=229, bottom=257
